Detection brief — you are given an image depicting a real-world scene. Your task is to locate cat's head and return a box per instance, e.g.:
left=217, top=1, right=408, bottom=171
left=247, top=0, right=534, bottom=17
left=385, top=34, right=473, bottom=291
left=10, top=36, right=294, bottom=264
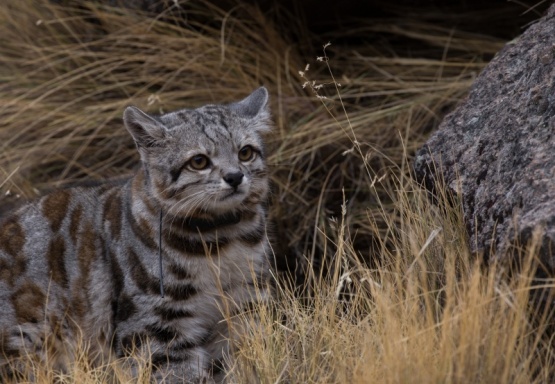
left=123, top=87, right=272, bottom=216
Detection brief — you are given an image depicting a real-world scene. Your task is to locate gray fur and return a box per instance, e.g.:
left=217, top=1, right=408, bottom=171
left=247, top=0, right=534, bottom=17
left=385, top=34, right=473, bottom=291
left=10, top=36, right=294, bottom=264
left=0, top=87, right=273, bottom=383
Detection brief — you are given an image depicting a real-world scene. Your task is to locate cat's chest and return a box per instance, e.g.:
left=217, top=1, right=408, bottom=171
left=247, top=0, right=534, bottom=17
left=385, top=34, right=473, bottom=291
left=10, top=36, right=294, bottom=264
left=176, top=239, right=267, bottom=291
left=119, top=240, right=268, bottom=333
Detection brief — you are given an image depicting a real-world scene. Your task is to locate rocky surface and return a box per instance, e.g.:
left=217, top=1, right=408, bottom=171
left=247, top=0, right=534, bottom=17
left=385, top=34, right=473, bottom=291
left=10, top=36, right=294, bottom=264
left=414, top=5, right=555, bottom=267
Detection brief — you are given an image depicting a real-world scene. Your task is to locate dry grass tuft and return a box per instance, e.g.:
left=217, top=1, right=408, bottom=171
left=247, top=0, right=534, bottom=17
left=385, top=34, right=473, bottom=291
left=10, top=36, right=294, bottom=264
left=230, top=175, right=555, bottom=384
left=1, top=1, right=554, bottom=383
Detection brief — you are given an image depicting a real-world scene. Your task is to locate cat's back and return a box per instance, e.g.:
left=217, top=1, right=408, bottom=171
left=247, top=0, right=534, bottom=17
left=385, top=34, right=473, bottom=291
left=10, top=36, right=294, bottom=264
left=0, top=180, right=129, bottom=361
left=0, top=178, right=129, bottom=261
left=0, top=180, right=135, bottom=377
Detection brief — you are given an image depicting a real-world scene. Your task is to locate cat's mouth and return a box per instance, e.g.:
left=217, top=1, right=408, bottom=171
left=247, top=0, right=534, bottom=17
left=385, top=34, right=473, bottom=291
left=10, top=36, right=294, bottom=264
left=221, top=188, right=243, bottom=200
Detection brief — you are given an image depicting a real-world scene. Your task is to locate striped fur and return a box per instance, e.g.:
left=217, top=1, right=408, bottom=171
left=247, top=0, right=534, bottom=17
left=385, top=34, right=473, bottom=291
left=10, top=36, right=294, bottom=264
left=0, top=87, right=273, bottom=383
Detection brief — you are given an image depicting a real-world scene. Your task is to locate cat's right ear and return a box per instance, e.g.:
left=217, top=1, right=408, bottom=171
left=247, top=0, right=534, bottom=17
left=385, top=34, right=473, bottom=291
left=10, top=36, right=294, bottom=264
left=229, top=87, right=272, bottom=133
left=229, top=87, right=269, bottom=120
left=123, top=106, right=166, bottom=149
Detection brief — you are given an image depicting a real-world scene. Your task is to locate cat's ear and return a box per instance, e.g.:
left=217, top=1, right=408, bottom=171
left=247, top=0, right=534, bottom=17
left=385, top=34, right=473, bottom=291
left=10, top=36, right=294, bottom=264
left=123, top=106, right=166, bottom=149
left=229, top=87, right=271, bottom=131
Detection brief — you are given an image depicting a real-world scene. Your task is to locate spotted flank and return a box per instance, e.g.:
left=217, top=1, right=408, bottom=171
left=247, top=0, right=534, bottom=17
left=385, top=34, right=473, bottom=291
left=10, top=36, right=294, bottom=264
left=0, top=87, right=273, bottom=383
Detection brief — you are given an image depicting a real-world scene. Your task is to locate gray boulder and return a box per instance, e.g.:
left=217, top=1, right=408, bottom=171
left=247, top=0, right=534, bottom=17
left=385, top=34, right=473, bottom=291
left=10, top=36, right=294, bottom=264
left=414, top=5, right=555, bottom=267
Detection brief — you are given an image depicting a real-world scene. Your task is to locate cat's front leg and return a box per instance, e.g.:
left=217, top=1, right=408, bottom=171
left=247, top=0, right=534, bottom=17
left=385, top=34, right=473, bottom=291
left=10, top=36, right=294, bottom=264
left=151, top=358, right=215, bottom=384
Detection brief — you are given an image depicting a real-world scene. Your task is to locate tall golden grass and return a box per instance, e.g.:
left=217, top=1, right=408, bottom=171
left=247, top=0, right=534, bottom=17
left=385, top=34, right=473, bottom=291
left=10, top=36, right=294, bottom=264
left=1, top=1, right=554, bottom=383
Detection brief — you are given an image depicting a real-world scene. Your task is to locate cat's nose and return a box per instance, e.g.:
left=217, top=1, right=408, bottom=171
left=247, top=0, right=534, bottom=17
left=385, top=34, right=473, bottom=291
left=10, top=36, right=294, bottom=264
left=223, top=172, right=244, bottom=188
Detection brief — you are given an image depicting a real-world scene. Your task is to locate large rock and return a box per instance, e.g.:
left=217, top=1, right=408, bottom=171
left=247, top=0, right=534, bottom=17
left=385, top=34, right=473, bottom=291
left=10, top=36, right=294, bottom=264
left=414, top=5, right=555, bottom=267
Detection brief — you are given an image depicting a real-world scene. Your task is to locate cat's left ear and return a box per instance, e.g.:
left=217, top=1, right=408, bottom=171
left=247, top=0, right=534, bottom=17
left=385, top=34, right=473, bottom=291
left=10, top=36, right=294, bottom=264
left=229, top=87, right=272, bottom=132
left=123, top=106, right=166, bottom=149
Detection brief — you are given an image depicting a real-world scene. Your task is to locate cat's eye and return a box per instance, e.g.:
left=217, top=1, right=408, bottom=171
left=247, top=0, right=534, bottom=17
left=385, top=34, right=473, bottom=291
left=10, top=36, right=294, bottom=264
left=238, top=146, right=255, bottom=162
left=189, top=154, right=210, bottom=170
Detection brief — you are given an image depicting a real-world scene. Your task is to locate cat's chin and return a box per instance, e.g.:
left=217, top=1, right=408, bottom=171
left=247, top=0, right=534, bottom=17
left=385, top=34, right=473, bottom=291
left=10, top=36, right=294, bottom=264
left=161, top=190, right=246, bottom=217
left=214, top=190, right=247, bottom=211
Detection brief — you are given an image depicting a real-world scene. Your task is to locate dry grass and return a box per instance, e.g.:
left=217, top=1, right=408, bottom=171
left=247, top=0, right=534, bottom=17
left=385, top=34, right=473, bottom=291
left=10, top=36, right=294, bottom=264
left=230, top=179, right=555, bottom=384
left=1, top=1, right=554, bottom=383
